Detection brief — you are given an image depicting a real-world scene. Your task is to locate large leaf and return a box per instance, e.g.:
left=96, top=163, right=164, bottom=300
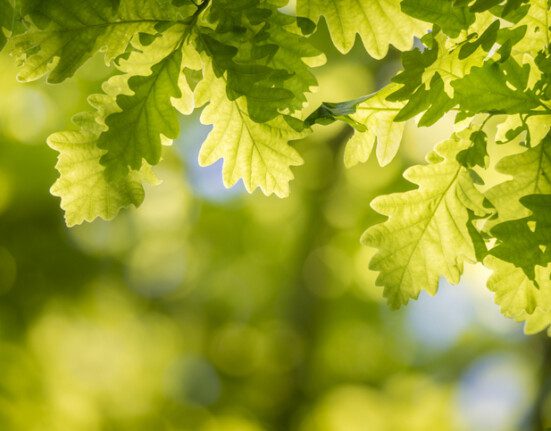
left=362, top=132, right=487, bottom=307
left=296, top=0, right=428, bottom=57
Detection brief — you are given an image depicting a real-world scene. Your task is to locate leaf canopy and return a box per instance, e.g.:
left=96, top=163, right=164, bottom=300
left=2, top=0, right=551, bottom=335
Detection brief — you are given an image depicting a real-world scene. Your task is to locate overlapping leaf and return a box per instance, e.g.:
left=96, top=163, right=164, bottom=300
left=386, top=31, right=488, bottom=125
left=196, top=0, right=323, bottom=122
left=48, top=29, right=192, bottom=225
left=11, top=0, right=196, bottom=82
left=456, top=130, right=488, bottom=169
left=384, top=7, right=540, bottom=124
left=196, top=61, right=306, bottom=197
left=400, top=0, right=475, bottom=37
left=419, top=28, right=493, bottom=96
left=345, top=84, right=407, bottom=167
left=452, top=58, right=541, bottom=114
left=98, top=45, right=183, bottom=170
left=512, top=0, right=551, bottom=57
left=486, top=256, right=551, bottom=335
left=296, top=0, right=429, bottom=57
left=489, top=194, right=551, bottom=280
left=48, top=97, right=150, bottom=227
left=485, top=131, right=551, bottom=224
left=462, top=0, right=530, bottom=18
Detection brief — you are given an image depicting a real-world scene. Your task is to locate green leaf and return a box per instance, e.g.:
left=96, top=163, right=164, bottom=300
left=296, top=0, right=429, bottom=57
left=512, top=0, right=551, bottom=57
left=452, top=59, right=541, bottom=114
left=196, top=60, right=307, bottom=197
left=467, top=0, right=502, bottom=13
left=305, top=95, right=370, bottom=131
left=419, top=32, right=488, bottom=96
left=466, top=208, right=490, bottom=261
left=494, top=114, right=550, bottom=147
left=486, top=255, right=551, bottom=335
left=499, top=0, right=530, bottom=20
left=98, top=40, right=183, bottom=171
left=485, top=130, right=551, bottom=224
left=456, top=130, right=488, bottom=169
left=489, top=194, right=551, bottom=280
left=458, top=19, right=500, bottom=59
left=388, top=40, right=438, bottom=102
left=262, top=12, right=325, bottom=113
left=48, top=100, right=152, bottom=227
left=400, top=0, right=475, bottom=37
left=197, top=31, right=293, bottom=122
left=305, top=84, right=407, bottom=167
left=196, top=1, right=322, bottom=122
left=389, top=31, right=488, bottom=124
left=48, top=28, right=190, bottom=225
left=534, top=48, right=551, bottom=101
left=362, top=132, right=486, bottom=307
left=11, top=0, right=196, bottom=83
left=394, top=73, right=455, bottom=125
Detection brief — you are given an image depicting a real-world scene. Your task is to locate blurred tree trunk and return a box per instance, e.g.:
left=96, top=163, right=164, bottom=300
left=276, top=125, right=352, bottom=430
left=532, top=336, right=551, bottom=431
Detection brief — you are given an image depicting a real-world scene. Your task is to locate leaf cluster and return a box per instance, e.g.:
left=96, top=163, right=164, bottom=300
left=305, top=0, right=551, bottom=335
left=1, top=0, right=550, bottom=335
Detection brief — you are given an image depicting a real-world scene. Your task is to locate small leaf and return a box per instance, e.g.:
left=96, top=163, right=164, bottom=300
left=456, top=130, right=488, bottom=168
left=346, top=84, right=407, bottom=167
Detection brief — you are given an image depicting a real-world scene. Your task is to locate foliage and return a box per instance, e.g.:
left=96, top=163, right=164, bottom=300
left=1, top=0, right=551, bottom=335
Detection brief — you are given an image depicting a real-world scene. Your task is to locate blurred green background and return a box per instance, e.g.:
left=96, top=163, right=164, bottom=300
left=0, top=18, right=550, bottom=431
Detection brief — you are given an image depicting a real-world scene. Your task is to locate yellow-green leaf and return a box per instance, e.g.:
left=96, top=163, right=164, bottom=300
left=362, top=132, right=487, bottom=307
left=296, top=0, right=429, bottom=57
